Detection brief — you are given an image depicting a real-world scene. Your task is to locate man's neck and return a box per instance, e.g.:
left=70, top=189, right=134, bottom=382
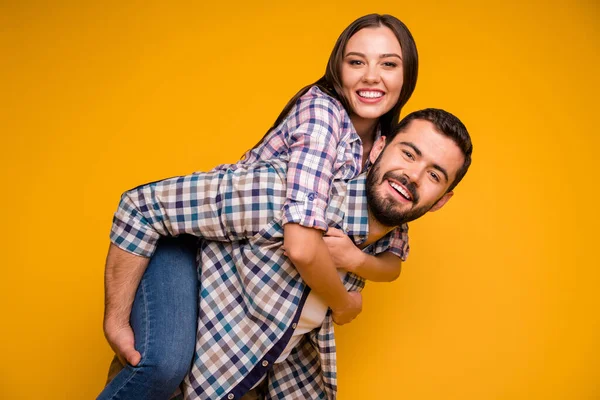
left=359, top=212, right=396, bottom=249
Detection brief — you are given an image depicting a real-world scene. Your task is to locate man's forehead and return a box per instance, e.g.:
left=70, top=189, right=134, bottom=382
left=392, top=119, right=455, bottom=150
left=394, top=119, right=438, bottom=139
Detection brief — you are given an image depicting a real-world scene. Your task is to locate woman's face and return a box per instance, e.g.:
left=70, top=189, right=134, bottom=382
left=341, top=26, right=404, bottom=126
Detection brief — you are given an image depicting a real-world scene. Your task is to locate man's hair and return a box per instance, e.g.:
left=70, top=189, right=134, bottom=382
left=387, top=108, right=473, bottom=192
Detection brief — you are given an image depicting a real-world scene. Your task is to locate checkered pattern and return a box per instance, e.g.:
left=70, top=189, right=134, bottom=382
left=110, top=161, right=408, bottom=399
left=111, top=85, right=408, bottom=261
left=111, top=162, right=289, bottom=258
left=175, top=170, right=393, bottom=400
left=214, top=86, right=363, bottom=233
left=110, top=86, right=410, bottom=399
left=266, top=333, right=329, bottom=399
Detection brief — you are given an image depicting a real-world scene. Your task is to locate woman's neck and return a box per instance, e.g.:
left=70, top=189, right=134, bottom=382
left=351, top=115, right=378, bottom=168
left=352, top=116, right=378, bottom=142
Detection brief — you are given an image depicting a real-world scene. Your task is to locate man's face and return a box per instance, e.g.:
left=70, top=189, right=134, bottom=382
left=366, top=119, right=465, bottom=227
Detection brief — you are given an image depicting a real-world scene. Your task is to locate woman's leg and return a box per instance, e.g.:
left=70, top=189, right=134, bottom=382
left=98, top=235, right=199, bottom=400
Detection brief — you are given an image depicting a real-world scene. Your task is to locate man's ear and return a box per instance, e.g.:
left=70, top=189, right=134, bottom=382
left=429, top=191, right=454, bottom=212
left=369, top=136, right=387, bottom=164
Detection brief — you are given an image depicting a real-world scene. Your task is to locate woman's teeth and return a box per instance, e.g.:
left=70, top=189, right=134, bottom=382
left=357, top=91, right=383, bottom=98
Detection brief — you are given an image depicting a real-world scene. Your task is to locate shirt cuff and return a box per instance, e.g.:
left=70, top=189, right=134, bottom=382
left=109, top=207, right=160, bottom=258
left=387, top=224, right=410, bottom=261
left=280, top=192, right=328, bottom=231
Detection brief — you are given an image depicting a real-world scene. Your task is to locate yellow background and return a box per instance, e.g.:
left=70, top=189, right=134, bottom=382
left=1, top=1, right=598, bottom=399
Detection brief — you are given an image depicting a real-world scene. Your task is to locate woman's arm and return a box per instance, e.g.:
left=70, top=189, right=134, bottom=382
left=279, top=91, right=365, bottom=323
left=284, top=223, right=362, bottom=325
left=324, top=227, right=402, bottom=282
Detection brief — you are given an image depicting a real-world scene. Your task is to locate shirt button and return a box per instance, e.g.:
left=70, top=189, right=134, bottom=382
left=307, top=193, right=315, bottom=201
left=262, top=360, right=269, bottom=367
left=292, top=323, right=297, bottom=329
left=227, top=394, right=234, bottom=400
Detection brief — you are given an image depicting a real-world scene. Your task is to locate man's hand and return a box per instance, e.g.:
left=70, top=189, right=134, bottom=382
left=104, top=243, right=149, bottom=367
left=104, top=319, right=141, bottom=367
left=323, top=227, right=365, bottom=273
left=331, top=291, right=362, bottom=325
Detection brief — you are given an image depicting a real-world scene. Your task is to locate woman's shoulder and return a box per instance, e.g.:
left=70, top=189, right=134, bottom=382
left=297, top=85, right=345, bottom=113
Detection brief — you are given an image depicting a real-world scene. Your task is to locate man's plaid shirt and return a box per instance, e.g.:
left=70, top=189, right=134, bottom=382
left=111, top=160, right=408, bottom=399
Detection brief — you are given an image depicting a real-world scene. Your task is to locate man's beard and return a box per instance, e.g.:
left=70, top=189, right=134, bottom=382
left=366, top=159, right=436, bottom=227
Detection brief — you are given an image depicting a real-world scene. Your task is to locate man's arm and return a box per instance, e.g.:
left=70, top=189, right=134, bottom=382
left=103, top=243, right=149, bottom=366
left=284, top=224, right=362, bottom=325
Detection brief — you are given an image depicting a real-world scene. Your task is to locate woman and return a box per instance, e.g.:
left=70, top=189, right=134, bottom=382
left=100, top=13, right=418, bottom=399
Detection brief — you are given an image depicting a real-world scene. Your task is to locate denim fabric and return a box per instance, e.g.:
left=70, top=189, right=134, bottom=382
left=98, top=235, right=199, bottom=400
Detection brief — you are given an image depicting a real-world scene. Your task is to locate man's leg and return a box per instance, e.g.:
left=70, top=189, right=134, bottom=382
left=97, top=235, right=199, bottom=400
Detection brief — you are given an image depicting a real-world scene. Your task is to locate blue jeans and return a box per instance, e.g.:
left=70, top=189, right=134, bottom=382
left=98, top=235, right=199, bottom=400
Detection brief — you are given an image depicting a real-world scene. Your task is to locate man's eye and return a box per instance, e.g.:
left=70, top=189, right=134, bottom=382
left=429, top=172, right=440, bottom=182
left=403, top=151, right=414, bottom=160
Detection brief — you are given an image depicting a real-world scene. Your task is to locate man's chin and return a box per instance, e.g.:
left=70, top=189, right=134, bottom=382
left=373, top=202, right=432, bottom=227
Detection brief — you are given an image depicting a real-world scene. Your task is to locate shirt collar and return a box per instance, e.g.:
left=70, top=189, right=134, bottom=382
left=343, top=174, right=370, bottom=245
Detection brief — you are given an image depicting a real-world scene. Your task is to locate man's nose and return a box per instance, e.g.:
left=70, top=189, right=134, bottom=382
left=403, top=168, right=422, bottom=187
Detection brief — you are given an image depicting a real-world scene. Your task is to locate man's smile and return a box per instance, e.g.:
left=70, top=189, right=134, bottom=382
left=387, top=180, right=412, bottom=202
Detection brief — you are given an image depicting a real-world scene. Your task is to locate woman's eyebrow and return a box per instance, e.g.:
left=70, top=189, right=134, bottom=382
left=380, top=53, right=402, bottom=60
left=344, top=52, right=402, bottom=60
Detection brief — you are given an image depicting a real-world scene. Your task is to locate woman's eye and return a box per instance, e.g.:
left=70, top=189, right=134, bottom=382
left=348, top=59, right=363, bottom=66
left=383, top=62, right=398, bottom=68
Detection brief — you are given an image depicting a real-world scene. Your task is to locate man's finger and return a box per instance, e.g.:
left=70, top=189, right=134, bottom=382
left=108, top=324, right=141, bottom=366
left=115, top=337, right=141, bottom=366
left=123, top=349, right=142, bottom=366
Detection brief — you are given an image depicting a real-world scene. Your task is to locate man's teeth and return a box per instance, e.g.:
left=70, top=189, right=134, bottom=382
left=389, top=181, right=410, bottom=200
left=358, top=91, right=383, bottom=98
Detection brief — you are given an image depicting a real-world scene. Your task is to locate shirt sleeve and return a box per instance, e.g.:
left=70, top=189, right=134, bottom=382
left=280, top=93, right=344, bottom=232
left=371, top=223, right=410, bottom=262
left=110, top=170, right=232, bottom=258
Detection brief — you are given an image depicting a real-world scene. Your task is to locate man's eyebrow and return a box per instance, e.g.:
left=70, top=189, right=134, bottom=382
left=432, top=164, right=449, bottom=183
left=400, top=141, right=449, bottom=182
left=400, top=141, right=422, bottom=156
left=345, top=51, right=402, bottom=60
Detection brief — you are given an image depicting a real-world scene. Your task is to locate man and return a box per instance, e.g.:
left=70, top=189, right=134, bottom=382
left=102, top=108, right=473, bottom=399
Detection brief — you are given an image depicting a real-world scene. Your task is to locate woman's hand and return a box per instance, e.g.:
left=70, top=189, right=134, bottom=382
left=331, top=291, right=362, bottom=325
left=323, top=227, right=365, bottom=273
